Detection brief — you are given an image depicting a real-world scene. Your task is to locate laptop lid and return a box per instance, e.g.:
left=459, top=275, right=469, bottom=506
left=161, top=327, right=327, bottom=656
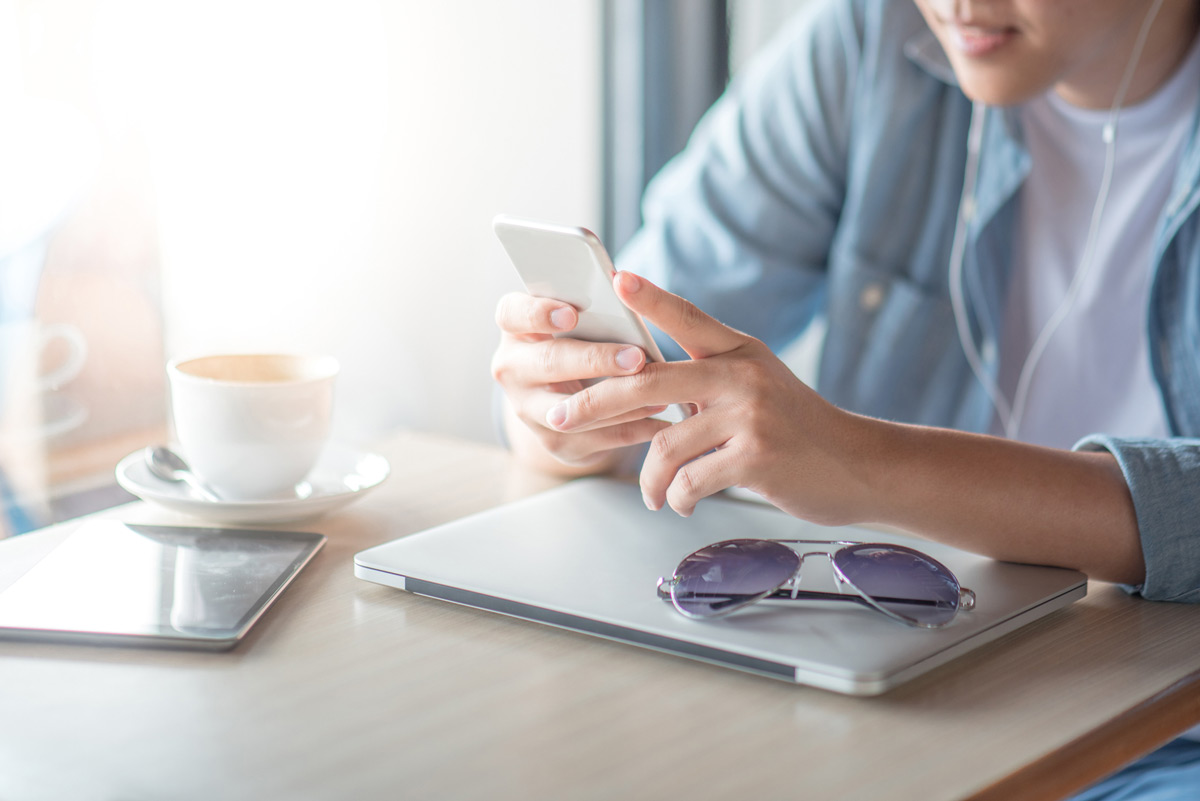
left=354, top=478, right=1086, bottom=695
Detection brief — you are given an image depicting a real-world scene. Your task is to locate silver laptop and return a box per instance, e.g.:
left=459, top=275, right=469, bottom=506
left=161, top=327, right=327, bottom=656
left=354, top=478, right=1086, bottom=695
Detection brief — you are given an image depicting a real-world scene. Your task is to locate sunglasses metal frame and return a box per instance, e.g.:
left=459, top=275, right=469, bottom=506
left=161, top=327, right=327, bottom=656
left=657, top=539, right=976, bottom=629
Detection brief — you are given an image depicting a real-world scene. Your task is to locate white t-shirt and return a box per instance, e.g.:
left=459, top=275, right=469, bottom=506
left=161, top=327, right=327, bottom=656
left=1005, top=35, right=1200, bottom=742
left=997, top=33, right=1200, bottom=449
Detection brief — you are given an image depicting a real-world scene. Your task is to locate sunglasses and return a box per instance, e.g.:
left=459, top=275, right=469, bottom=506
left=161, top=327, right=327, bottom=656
left=657, top=539, right=976, bottom=629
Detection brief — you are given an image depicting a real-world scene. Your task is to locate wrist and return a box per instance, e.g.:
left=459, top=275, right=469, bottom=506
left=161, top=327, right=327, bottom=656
left=840, top=413, right=913, bottom=528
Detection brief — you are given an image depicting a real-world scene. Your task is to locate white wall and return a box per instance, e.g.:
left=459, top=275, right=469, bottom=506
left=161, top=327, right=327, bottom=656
left=92, top=0, right=601, bottom=447
left=41, top=0, right=821, bottom=453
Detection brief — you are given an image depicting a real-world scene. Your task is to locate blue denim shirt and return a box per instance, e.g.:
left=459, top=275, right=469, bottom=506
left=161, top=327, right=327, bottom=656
left=617, top=0, right=1200, bottom=602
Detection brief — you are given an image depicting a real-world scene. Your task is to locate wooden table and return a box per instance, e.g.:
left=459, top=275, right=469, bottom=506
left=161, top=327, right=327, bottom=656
left=1, top=429, right=1198, bottom=801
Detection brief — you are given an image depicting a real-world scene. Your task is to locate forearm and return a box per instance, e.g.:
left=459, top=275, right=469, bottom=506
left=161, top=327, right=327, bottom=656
left=859, top=417, right=1145, bottom=585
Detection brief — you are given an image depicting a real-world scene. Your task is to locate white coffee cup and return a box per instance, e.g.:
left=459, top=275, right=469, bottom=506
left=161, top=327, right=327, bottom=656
left=167, top=353, right=338, bottom=501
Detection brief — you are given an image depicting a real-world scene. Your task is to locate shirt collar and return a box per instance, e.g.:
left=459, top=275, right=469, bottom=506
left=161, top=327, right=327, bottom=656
left=903, top=27, right=1026, bottom=151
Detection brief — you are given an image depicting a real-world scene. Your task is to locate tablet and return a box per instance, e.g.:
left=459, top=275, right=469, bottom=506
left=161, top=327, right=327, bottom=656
left=0, top=520, right=325, bottom=650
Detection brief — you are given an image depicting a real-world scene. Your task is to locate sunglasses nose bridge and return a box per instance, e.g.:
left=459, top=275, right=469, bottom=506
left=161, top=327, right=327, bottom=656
left=784, top=551, right=833, bottom=599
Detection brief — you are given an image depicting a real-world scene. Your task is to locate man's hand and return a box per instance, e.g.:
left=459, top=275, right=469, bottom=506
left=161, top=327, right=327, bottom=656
left=545, top=271, right=874, bottom=520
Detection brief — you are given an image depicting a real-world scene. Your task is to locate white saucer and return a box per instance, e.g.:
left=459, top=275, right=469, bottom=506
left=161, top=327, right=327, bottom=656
left=115, top=446, right=390, bottom=525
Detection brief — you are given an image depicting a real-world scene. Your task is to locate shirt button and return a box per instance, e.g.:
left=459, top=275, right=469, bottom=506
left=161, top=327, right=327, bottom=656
left=981, top=339, right=997, bottom=364
left=859, top=283, right=885, bottom=312
left=961, top=195, right=977, bottom=223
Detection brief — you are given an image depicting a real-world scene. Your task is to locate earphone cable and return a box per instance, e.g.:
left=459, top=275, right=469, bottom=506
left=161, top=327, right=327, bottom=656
left=948, top=100, right=1011, bottom=427
left=949, top=0, right=1166, bottom=439
left=1004, top=0, right=1164, bottom=439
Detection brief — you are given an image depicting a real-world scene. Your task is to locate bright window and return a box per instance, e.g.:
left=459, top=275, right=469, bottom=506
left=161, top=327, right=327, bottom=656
left=0, top=0, right=600, bottom=534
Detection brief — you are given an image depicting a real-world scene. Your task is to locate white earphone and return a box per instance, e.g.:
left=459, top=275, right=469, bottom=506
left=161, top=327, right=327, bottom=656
left=948, top=0, right=1166, bottom=440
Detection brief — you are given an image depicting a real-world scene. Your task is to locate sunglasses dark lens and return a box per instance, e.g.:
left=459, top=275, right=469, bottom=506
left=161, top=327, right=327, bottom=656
left=832, top=545, right=962, bottom=627
left=670, top=539, right=800, bottom=618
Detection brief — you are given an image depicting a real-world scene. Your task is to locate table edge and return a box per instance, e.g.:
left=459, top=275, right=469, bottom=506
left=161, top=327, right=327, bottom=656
left=967, top=668, right=1200, bottom=801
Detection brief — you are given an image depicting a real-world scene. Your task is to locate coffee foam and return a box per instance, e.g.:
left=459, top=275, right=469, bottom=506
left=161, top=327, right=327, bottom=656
left=176, top=354, right=336, bottom=384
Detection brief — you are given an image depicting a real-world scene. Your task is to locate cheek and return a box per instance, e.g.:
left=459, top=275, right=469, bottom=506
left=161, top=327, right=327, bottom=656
left=911, top=0, right=945, bottom=36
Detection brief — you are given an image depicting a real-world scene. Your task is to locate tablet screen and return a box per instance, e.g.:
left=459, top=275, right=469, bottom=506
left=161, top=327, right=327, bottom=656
left=0, top=521, right=325, bottom=649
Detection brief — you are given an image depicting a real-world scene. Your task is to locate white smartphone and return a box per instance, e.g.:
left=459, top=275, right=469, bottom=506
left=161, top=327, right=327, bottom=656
left=493, top=214, right=688, bottom=423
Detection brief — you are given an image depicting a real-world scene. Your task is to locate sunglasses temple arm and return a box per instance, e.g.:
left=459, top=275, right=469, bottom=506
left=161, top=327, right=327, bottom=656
left=655, top=585, right=947, bottom=609
left=767, top=589, right=944, bottom=608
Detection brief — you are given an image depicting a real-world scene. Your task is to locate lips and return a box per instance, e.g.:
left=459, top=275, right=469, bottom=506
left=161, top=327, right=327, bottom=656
left=945, top=22, right=1017, bottom=56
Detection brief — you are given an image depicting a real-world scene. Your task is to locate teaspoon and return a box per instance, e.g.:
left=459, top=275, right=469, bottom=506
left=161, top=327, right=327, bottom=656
left=144, top=445, right=222, bottom=502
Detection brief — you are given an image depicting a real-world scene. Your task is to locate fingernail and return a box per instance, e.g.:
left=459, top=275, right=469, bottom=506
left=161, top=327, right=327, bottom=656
left=546, top=401, right=568, bottom=429
left=617, top=271, right=641, bottom=293
left=642, top=492, right=657, bottom=511
left=616, top=346, right=642, bottom=372
left=550, top=307, right=574, bottom=330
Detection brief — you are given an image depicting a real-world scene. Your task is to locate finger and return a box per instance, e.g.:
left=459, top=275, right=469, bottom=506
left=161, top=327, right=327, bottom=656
left=662, top=446, right=743, bottom=517
left=534, top=415, right=672, bottom=467
left=545, top=360, right=710, bottom=432
left=495, top=292, right=578, bottom=337
left=496, top=337, right=649, bottom=389
left=640, top=414, right=729, bottom=511
left=613, top=271, right=745, bottom=360
left=546, top=400, right=670, bottom=433
left=507, top=380, right=665, bottom=435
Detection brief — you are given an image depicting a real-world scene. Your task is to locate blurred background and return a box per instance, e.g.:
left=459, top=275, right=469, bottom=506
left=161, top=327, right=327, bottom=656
left=0, top=0, right=808, bottom=533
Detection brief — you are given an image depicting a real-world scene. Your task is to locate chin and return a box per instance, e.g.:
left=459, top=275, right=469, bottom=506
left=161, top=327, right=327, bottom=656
left=954, top=72, right=1048, bottom=107
left=960, top=86, right=1038, bottom=107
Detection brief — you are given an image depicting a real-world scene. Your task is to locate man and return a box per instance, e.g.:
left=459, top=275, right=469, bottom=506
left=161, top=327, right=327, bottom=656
left=493, top=2, right=1200, bottom=795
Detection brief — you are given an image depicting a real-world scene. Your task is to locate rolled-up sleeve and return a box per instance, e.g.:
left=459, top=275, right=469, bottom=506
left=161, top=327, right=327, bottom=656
left=1074, top=434, right=1200, bottom=602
